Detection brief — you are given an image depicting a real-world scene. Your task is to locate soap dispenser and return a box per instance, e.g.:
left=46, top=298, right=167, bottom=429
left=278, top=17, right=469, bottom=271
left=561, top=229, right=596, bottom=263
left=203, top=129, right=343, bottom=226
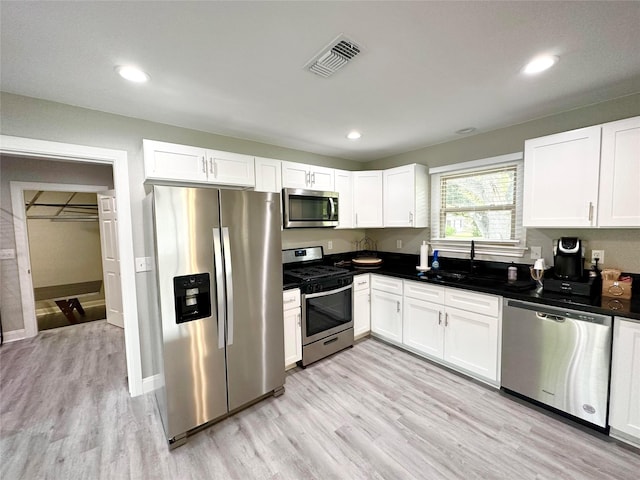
left=431, top=250, right=440, bottom=270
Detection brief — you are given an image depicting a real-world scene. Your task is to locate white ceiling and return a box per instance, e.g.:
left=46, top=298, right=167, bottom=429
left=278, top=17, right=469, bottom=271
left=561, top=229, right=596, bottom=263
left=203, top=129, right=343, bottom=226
left=2, top=1, right=639, bottom=162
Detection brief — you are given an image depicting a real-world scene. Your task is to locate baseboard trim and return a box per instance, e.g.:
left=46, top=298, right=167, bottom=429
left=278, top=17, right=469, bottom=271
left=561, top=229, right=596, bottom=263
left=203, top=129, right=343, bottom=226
left=142, top=374, right=162, bottom=394
left=2, top=329, right=27, bottom=343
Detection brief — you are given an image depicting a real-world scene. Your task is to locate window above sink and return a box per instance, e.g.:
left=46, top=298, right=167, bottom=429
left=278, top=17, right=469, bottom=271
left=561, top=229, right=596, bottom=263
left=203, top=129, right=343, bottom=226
left=430, top=152, right=527, bottom=259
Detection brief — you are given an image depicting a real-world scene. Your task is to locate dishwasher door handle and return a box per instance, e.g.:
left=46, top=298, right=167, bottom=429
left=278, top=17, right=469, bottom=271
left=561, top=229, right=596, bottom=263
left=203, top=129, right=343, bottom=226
left=536, top=312, right=566, bottom=322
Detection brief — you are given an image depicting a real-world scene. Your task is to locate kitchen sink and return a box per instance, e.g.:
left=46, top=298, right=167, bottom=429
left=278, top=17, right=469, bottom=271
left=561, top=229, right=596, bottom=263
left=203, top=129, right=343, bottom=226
left=428, top=270, right=506, bottom=288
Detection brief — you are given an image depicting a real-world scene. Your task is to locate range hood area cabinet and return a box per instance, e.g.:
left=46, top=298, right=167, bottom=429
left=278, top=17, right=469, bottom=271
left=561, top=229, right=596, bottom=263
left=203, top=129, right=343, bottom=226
left=143, top=139, right=256, bottom=188
left=383, top=164, right=428, bottom=228
left=523, top=116, right=640, bottom=228
left=281, top=161, right=335, bottom=191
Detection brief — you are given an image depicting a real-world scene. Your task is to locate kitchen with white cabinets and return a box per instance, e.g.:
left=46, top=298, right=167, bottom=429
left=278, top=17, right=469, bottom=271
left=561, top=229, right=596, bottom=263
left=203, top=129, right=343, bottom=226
left=2, top=1, right=640, bottom=477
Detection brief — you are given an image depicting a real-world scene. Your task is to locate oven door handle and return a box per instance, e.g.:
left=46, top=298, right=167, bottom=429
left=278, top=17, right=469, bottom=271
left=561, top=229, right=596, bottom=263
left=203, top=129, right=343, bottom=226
left=304, top=283, right=352, bottom=299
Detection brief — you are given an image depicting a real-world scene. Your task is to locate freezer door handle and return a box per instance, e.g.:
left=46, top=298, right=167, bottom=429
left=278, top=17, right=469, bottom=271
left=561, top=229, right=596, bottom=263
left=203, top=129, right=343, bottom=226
left=213, top=228, right=226, bottom=350
left=222, top=227, right=234, bottom=346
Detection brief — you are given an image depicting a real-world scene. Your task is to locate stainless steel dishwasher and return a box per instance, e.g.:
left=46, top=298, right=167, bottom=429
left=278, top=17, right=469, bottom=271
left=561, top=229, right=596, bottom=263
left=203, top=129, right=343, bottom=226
left=502, top=299, right=612, bottom=429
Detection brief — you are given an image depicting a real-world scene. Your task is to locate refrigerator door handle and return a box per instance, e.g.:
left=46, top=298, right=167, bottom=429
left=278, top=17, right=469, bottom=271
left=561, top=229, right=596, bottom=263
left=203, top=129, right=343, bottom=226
left=222, top=227, right=234, bottom=346
left=213, top=228, right=226, bottom=350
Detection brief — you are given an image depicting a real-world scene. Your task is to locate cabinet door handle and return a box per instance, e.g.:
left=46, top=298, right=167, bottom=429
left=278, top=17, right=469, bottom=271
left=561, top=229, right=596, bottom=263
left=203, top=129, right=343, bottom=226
left=588, top=202, right=594, bottom=222
left=305, top=172, right=310, bottom=186
left=438, top=311, right=442, bottom=325
left=357, top=281, right=367, bottom=286
left=284, top=298, right=296, bottom=304
left=355, top=213, right=359, bottom=227
left=202, top=157, right=207, bottom=174
left=445, top=312, right=449, bottom=327
left=368, top=293, right=370, bottom=303
left=209, top=158, right=215, bottom=176
left=297, top=313, right=301, bottom=326
left=409, top=212, right=413, bottom=225
left=311, top=172, right=316, bottom=185
left=397, top=300, right=401, bottom=313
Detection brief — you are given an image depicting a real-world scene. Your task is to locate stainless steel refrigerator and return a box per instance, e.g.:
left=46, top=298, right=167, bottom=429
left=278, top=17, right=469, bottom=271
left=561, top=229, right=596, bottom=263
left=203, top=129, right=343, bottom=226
left=151, top=185, right=285, bottom=448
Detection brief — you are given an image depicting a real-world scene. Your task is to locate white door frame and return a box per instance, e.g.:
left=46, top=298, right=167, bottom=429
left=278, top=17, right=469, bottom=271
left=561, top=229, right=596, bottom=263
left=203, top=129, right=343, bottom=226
left=10, top=181, right=108, bottom=337
left=1, top=135, right=142, bottom=397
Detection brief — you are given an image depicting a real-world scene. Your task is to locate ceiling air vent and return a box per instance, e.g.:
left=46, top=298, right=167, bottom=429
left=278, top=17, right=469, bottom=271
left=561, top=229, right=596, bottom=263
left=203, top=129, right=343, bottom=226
left=305, top=35, right=362, bottom=78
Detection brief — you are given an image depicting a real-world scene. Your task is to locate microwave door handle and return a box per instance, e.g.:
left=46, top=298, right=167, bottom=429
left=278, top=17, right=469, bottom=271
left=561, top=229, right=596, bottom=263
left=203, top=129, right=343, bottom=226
left=222, top=227, right=234, bottom=346
left=213, top=228, right=225, bottom=350
left=329, top=197, right=336, bottom=220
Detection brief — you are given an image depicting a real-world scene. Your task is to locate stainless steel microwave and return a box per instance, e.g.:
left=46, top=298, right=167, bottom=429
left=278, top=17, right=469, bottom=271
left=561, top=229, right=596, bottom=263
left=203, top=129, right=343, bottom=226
left=282, top=188, right=339, bottom=228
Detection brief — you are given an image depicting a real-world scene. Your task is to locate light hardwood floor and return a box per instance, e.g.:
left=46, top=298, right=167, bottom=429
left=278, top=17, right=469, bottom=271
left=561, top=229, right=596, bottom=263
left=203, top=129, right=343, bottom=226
left=1, top=320, right=638, bottom=479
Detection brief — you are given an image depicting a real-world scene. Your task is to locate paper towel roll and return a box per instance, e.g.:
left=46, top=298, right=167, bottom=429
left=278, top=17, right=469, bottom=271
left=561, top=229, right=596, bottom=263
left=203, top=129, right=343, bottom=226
left=419, top=241, right=429, bottom=268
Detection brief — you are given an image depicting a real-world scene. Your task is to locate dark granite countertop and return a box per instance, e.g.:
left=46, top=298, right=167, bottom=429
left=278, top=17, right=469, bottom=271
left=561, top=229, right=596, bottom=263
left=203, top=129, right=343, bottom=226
left=325, top=251, right=640, bottom=321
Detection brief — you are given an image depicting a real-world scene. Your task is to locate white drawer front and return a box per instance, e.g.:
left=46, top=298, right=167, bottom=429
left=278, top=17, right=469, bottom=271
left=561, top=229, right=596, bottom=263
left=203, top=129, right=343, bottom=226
left=445, top=288, right=500, bottom=317
left=353, top=274, right=370, bottom=291
left=403, top=280, right=445, bottom=304
left=371, top=275, right=403, bottom=295
left=283, top=289, right=301, bottom=310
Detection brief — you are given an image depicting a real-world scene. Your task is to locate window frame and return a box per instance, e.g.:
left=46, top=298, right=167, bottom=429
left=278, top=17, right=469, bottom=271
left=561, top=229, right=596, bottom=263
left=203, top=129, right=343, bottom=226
left=429, top=152, right=526, bottom=258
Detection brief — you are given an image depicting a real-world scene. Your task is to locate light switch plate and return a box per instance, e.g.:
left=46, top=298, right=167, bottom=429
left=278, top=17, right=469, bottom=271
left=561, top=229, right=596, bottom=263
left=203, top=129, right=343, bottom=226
left=328, top=240, right=333, bottom=250
left=396, top=240, right=402, bottom=249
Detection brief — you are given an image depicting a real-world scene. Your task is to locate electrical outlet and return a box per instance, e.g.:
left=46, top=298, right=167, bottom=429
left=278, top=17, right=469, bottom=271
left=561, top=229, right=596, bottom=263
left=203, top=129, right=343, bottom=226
left=396, top=239, right=402, bottom=249
left=530, top=246, right=542, bottom=260
left=591, top=249, right=604, bottom=265
left=328, top=240, right=333, bottom=250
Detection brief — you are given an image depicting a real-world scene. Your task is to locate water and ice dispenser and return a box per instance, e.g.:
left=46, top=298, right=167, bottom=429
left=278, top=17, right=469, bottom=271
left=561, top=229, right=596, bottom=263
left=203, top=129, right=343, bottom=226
left=173, top=273, right=212, bottom=324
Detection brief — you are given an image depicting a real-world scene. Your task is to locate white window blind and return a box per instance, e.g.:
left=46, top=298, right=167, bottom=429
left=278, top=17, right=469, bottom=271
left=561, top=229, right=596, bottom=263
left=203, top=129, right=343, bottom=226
left=430, top=153, right=525, bottom=257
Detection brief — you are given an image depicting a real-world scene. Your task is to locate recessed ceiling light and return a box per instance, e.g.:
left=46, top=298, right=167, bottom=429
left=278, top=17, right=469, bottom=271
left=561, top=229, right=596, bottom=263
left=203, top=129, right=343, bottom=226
left=116, top=65, right=150, bottom=83
left=522, top=55, right=559, bottom=75
left=455, top=127, right=476, bottom=135
left=347, top=130, right=362, bottom=140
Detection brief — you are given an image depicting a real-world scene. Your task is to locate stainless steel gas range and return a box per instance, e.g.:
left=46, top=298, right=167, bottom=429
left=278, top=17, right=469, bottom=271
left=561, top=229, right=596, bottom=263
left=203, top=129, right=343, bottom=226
left=283, top=247, right=353, bottom=367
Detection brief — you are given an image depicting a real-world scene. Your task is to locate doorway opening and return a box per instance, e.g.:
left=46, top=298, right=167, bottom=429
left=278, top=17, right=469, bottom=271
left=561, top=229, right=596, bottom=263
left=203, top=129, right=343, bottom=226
left=2, top=135, right=142, bottom=396
left=24, top=190, right=107, bottom=331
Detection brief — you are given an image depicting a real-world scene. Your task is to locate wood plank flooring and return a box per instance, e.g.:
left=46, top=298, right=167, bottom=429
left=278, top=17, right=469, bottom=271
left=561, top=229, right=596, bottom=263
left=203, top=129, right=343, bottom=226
left=1, top=320, right=638, bottom=479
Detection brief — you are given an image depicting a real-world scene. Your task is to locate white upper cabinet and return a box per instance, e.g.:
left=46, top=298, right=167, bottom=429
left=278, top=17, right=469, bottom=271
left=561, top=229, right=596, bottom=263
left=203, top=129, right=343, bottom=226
left=143, top=139, right=255, bottom=187
left=254, top=157, right=282, bottom=193
left=143, top=140, right=209, bottom=183
left=598, top=116, right=640, bottom=227
left=523, top=116, right=640, bottom=228
left=207, top=150, right=255, bottom=187
left=353, top=170, right=383, bottom=228
left=281, top=161, right=335, bottom=191
left=523, top=126, right=601, bottom=227
left=383, top=164, right=429, bottom=228
left=334, top=169, right=354, bottom=229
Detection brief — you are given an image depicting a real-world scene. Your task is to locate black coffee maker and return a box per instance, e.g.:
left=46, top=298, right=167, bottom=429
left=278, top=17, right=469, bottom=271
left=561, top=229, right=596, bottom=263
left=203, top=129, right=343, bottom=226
left=553, top=237, right=583, bottom=281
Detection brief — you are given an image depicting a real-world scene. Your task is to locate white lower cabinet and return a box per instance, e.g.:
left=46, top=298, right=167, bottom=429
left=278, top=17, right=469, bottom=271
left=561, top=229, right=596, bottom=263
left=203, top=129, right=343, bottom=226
left=442, top=306, right=499, bottom=381
left=283, top=289, right=301, bottom=369
left=401, top=280, right=501, bottom=385
left=403, top=296, right=444, bottom=358
left=370, top=276, right=403, bottom=344
left=353, top=274, right=371, bottom=338
left=609, top=317, right=640, bottom=447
